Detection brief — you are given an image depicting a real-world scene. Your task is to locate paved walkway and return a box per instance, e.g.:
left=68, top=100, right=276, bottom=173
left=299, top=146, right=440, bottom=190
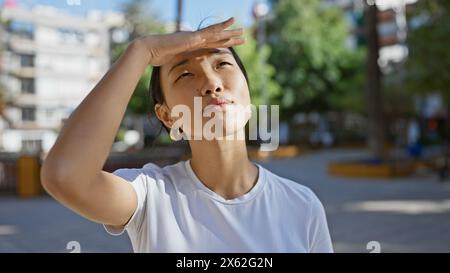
left=263, top=149, right=450, bottom=253
left=1, top=149, right=450, bottom=252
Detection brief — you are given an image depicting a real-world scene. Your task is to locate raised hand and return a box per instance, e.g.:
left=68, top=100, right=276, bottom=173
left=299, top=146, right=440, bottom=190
left=136, top=17, right=245, bottom=66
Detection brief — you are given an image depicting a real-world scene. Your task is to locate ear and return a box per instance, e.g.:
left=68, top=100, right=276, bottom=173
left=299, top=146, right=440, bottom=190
left=154, top=103, right=173, bottom=129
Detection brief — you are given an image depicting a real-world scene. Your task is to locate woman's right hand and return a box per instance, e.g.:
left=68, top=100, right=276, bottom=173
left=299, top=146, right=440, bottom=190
left=134, top=17, right=245, bottom=66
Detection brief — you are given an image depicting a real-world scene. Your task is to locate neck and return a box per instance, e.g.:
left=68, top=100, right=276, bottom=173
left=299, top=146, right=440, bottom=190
left=188, top=130, right=259, bottom=200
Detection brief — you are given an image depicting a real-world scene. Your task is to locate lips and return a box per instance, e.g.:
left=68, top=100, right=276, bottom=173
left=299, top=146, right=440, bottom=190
left=203, top=97, right=234, bottom=114
left=209, top=97, right=233, bottom=106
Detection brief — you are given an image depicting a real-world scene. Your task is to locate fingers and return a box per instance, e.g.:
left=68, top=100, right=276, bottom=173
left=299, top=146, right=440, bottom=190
left=220, top=17, right=236, bottom=29
left=201, top=17, right=236, bottom=34
left=202, top=20, right=244, bottom=40
left=186, top=17, right=245, bottom=50
left=206, top=37, right=246, bottom=48
left=145, top=17, right=245, bottom=66
left=198, top=17, right=243, bottom=39
left=213, top=28, right=244, bottom=41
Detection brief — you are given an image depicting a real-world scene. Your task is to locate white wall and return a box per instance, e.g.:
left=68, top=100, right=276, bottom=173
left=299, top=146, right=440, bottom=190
left=2, top=130, right=22, bottom=152
left=1, top=129, right=58, bottom=153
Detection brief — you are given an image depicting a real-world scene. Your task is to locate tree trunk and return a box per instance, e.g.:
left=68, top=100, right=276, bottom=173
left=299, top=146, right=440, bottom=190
left=365, top=3, right=385, bottom=159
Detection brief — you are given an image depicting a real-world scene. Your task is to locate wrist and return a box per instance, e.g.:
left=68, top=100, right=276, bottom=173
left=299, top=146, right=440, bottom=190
left=127, top=39, right=151, bottom=64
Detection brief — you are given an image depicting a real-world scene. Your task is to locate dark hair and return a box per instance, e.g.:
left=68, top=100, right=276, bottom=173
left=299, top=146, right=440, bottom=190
left=149, top=47, right=249, bottom=134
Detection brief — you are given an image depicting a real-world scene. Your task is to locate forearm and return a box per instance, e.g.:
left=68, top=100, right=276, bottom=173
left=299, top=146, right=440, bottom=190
left=42, top=40, right=149, bottom=188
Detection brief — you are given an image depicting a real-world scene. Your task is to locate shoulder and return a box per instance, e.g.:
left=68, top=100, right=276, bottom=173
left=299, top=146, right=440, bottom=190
left=109, top=161, right=189, bottom=210
left=112, top=160, right=185, bottom=182
left=261, top=165, right=323, bottom=209
left=111, top=160, right=191, bottom=197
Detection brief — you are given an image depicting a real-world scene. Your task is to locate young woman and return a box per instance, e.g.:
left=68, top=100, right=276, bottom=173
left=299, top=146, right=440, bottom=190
left=41, top=18, right=333, bottom=253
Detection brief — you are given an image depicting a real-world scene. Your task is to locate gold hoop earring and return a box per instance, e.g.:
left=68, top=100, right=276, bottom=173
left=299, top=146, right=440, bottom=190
left=170, top=126, right=183, bottom=141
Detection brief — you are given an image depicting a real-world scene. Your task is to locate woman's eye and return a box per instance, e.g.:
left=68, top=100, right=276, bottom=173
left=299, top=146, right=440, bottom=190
left=176, top=72, right=193, bottom=81
left=218, top=61, right=232, bottom=68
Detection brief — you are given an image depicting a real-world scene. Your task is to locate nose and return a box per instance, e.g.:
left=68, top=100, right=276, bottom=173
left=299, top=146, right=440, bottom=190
left=200, top=74, right=223, bottom=97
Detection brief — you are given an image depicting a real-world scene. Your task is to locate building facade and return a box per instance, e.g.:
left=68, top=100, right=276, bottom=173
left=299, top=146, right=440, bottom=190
left=0, top=4, right=124, bottom=153
left=323, top=0, right=418, bottom=71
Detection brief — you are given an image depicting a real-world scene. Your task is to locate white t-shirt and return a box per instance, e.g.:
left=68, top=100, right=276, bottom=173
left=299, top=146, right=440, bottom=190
left=104, top=159, right=333, bottom=253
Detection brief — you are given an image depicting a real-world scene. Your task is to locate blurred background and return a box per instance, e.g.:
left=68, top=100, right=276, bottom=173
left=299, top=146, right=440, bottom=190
left=0, top=0, right=449, bottom=252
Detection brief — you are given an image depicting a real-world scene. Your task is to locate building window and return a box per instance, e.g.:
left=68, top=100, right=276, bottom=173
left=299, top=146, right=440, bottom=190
left=22, top=139, right=42, bottom=153
left=46, top=109, right=53, bottom=121
left=22, top=107, right=36, bottom=121
left=8, top=20, right=34, bottom=39
left=58, top=28, right=84, bottom=44
left=20, top=54, right=35, bottom=67
left=20, top=78, right=35, bottom=94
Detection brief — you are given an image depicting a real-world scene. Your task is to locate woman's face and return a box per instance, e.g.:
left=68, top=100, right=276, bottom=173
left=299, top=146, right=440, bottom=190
left=158, top=47, right=251, bottom=140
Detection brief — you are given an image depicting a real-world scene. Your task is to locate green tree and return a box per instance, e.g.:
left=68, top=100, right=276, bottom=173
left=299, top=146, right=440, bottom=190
left=122, top=0, right=166, bottom=40
left=406, top=0, right=450, bottom=174
left=111, top=44, right=152, bottom=115
left=266, top=0, right=365, bottom=118
left=113, top=0, right=165, bottom=115
left=406, top=0, right=450, bottom=103
left=235, top=32, right=281, bottom=106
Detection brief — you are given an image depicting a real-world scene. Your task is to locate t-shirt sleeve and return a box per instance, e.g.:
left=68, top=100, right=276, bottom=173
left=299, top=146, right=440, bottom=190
left=308, top=193, right=334, bottom=253
left=103, top=168, right=148, bottom=236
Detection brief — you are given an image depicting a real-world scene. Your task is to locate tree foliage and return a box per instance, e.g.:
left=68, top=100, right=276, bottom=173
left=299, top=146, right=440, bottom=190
left=267, top=0, right=365, bottom=117
left=406, top=0, right=450, bottom=103
left=234, top=32, right=281, bottom=106
left=113, top=0, right=165, bottom=115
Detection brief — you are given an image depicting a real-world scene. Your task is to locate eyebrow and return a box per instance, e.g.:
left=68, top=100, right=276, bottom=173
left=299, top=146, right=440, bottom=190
left=168, top=49, right=233, bottom=74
